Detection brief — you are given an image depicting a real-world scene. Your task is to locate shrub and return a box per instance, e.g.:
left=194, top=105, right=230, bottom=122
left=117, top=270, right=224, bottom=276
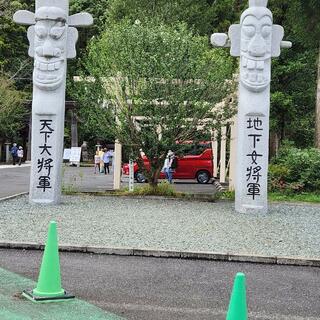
left=270, top=145, right=320, bottom=193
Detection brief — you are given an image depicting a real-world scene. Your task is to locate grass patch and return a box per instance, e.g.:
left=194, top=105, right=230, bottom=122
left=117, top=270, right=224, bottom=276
left=216, top=190, right=320, bottom=203
left=118, top=181, right=178, bottom=197
left=269, top=192, right=320, bottom=203
left=215, top=190, right=235, bottom=200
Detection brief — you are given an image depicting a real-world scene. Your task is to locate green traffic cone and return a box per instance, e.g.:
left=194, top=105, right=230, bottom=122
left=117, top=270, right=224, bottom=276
left=226, top=273, right=248, bottom=320
left=23, top=221, right=74, bottom=302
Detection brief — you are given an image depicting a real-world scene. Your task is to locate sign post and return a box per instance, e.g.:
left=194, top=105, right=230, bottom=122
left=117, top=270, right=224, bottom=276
left=129, top=159, right=134, bottom=192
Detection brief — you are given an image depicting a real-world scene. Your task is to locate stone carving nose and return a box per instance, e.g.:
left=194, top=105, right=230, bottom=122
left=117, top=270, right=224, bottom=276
left=249, top=35, right=266, bottom=57
left=39, top=40, right=57, bottom=58
left=36, top=44, right=62, bottom=58
left=43, top=44, right=55, bottom=57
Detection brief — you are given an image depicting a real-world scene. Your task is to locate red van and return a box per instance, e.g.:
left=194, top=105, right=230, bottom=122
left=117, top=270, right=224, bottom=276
left=122, top=148, right=213, bottom=184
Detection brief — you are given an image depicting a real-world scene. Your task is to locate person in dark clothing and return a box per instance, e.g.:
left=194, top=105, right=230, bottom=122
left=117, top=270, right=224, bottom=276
left=10, top=143, right=18, bottom=165
left=102, top=148, right=111, bottom=174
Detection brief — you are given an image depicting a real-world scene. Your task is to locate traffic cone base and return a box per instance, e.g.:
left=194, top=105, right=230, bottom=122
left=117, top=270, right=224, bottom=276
left=22, top=221, right=75, bottom=303
left=22, top=289, right=75, bottom=303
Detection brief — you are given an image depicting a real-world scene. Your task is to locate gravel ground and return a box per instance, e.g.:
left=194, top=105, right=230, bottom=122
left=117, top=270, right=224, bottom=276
left=0, top=195, right=320, bottom=259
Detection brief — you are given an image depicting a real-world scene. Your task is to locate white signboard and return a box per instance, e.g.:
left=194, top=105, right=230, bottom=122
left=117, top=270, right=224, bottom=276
left=69, top=147, right=81, bottom=163
left=63, top=148, right=71, bottom=160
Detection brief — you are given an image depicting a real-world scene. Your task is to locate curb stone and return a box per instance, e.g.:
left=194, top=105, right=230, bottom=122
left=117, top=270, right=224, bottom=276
left=0, top=242, right=319, bottom=267
left=0, top=192, right=28, bottom=202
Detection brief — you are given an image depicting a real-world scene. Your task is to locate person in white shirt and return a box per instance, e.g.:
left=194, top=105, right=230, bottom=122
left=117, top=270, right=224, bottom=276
left=94, top=151, right=100, bottom=174
left=17, top=146, right=24, bottom=166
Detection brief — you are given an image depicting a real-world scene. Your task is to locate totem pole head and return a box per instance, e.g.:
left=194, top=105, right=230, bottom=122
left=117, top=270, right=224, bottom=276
left=210, top=0, right=291, bottom=93
left=33, top=5, right=68, bottom=91
left=13, top=0, right=93, bottom=91
left=239, top=0, right=273, bottom=92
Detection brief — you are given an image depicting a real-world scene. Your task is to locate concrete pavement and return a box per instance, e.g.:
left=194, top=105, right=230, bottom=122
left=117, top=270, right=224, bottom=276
left=0, top=165, right=217, bottom=198
left=1, top=249, right=319, bottom=320
left=0, top=166, right=30, bottom=199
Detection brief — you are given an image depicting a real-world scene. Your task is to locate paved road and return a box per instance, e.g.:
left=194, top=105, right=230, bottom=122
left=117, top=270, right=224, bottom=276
left=0, top=165, right=217, bottom=198
left=0, top=165, right=30, bottom=199
left=0, top=249, right=319, bottom=320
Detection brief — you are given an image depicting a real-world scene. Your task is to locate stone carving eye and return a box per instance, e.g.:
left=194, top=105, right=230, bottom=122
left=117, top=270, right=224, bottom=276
left=243, top=25, right=255, bottom=38
left=261, top=25, right=271, bottom=38
left=50, top=27, right=65, bottom=40
left=35, top=26, right=47, bottom=39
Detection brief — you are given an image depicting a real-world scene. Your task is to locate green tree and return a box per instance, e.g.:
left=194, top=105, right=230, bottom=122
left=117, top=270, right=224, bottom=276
left=0, top=77, right=26, bottom=140
left=107, top=0, right=214, bottom=35
left=0, top=0, right=34, bottom=86
left=69, top=0, right=109, bottom=57
left=208, top=1, right=318, bottom=150
left=68, top=77, right=115, bottom=148
left=285, top=0, right=320, bottom=148
left=83, top=21, right=235, bottom=186
left=267, top=0, right=318, bottom=149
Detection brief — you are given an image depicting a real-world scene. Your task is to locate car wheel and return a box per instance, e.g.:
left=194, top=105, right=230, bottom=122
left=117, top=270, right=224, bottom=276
left=135, top=172, right=146, bottom=183
left=196, top=170, right=210, bottom=184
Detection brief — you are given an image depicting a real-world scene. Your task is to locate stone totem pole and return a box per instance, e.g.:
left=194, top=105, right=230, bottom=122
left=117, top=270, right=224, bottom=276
left=211, top=0, right=291, bottom=214
left=14, top=0, right=93, bottom=204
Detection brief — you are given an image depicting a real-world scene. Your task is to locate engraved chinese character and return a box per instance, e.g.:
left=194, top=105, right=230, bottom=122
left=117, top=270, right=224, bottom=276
left=37, top=158, right=54, bottom=176
left=247, top=117, right=263, bottom=131
left=248, top=134, right=262, bottom=148
left=40, top=119, right=54, bottom=143
left=247, top=183, right=261, bottom=200
left=246, top=150, right=263, bottom=165
left=39, top=144, right=52, bottom=156
left=37, top=176, right=52, bottom=192
left=246, top=166, right=262, bottom=183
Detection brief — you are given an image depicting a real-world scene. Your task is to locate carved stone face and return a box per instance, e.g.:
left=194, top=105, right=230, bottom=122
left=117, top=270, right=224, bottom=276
left=33, top=18, right=67, bottom=91
left=240, top=9, right=272, bottom=92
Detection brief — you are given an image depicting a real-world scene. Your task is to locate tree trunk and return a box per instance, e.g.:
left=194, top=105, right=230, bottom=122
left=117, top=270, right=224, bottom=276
left=316, top=45, right=320, bottom=148
left=149, top=168, right=161, bottom=187
left=269, top=132, right=279, bottom=159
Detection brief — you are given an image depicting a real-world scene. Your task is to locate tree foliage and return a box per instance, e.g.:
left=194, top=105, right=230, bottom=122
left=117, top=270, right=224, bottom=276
left=0, top=0, right=33, bottom=85
left=268, top=0, right=319, bottom=148
left=0, top=77, right=26, bottom=140
left=107, top=0, right=213, bottom=35
left=84, top=21, right=235, bottom=185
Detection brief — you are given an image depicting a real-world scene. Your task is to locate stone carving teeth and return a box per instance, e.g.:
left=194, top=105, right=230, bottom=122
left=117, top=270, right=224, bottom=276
left=257, top=75, right=264, bottom=83
left=249, top=73, right=257, bottom=82
left=54, top=62, right=60, bottom=70
left=257, top=61, right=264, bottom=70
left=40, top=63, right=47, bottom=71
left=48, top=64, right=55, bottom=71
left=242, top=57, right=248, bottom=67
left=247, top=59, right=256, bottom=70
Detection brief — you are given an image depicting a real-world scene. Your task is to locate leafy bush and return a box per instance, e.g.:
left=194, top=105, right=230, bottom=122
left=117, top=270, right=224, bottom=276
left=269, top=145, right=320, bottom=193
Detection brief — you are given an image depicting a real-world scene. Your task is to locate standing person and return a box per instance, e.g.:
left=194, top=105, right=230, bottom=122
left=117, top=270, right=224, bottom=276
left=94, top=151, right=100, bottom=174
left=102, top=148, right=111, bottom=175
left=162, top=151, right=171, bottom=182
left=98, top=148, right=104, bottom=173
left=163, top=150, right=176, bottom=184
left=10, top=143, right=18, bottom=166
left=168, top=152, right=178, bottom=183
left=17, top=146, right=24, bottom=166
